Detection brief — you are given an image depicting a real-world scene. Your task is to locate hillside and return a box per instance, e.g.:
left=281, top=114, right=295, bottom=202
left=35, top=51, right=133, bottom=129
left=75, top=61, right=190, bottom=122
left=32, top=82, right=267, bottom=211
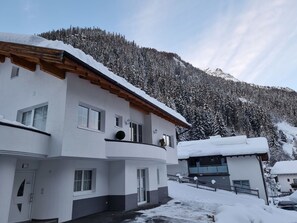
left=40, top=27, right=297, bottom=164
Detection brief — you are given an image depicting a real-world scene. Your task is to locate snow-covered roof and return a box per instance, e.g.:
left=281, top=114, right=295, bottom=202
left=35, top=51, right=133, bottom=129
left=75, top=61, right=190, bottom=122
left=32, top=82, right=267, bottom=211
left=0, top=33, right=190, bottom=127
left=271, top=160, right=297, bottom=175
left=178, top=135, right=269, bottom=159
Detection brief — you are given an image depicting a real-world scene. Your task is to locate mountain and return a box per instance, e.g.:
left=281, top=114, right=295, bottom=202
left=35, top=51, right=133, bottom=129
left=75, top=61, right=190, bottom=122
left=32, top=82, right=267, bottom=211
left=204, top=68, right=239, bottom=82
left=40, top=27, right=297, bottom=164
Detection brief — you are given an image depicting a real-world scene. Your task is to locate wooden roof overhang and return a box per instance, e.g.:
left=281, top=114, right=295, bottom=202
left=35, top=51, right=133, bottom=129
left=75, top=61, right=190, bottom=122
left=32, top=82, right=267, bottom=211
left=0, top=41, right=190, bottom=128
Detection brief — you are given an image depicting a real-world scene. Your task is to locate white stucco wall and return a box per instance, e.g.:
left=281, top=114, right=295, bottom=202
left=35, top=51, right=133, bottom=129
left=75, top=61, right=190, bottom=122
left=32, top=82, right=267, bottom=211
left=277, top=174, right=297, bottom=192
left=31, top=159, right=109, bottom=222
left=0, top=156, right=16, bottom=223
left=0, top=60, right=67, bottom=157
left=227, top=156, right=267, bottom=203
left=61, top=74, right=130, bottom=158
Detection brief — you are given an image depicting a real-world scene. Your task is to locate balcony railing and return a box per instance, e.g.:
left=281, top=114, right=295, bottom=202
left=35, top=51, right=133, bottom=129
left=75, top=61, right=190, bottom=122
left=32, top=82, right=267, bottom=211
left=105, top=139, right=167, bottom=162
left=189, top=165, right=228, bottom=175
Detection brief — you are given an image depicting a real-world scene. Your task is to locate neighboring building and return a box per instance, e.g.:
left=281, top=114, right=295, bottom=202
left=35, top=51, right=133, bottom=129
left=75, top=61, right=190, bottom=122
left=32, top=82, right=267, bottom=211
left=0, top=34, right=190, bottom=223
left=271, top=160, right=297, bottom=193
left=168, top=135, right=269, bottom=203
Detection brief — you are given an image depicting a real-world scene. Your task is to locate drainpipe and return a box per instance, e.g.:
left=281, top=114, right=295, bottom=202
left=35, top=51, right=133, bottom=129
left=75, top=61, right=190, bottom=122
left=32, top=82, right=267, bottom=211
left=257, top=155, right=269, bottom=205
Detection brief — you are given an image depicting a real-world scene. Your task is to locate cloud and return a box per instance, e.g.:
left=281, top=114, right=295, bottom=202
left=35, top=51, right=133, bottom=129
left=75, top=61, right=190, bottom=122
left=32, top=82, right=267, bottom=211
left=182, top=0, right=297, bottom=86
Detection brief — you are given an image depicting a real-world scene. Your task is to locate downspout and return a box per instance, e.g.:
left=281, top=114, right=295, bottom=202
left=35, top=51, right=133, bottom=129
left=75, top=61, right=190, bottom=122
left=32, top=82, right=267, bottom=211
left=257, top=155, right=269, bottom=205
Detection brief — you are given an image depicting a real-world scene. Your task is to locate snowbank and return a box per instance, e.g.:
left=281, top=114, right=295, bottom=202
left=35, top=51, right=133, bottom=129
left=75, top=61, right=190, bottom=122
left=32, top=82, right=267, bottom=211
left=271, top=160, right=297, bottom=175
left=178, top=135, right=269, bottom=159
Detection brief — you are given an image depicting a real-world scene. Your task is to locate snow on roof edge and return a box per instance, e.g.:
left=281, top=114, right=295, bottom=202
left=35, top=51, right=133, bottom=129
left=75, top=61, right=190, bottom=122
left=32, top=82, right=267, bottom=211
left=0, top=32, right=190, bottom=127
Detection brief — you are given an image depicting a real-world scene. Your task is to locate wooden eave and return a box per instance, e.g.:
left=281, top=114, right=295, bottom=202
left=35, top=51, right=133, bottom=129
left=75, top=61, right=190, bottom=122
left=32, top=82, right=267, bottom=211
left=0, top=41, right=190, bottom=128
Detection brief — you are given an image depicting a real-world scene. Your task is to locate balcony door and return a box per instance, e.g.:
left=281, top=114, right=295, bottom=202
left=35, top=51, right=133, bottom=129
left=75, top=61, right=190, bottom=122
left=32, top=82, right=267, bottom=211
left=137, top=169, right=147, bottom=205
left=130, top=122, right=143, bottom=143
left=9, top=172, right=35, bottom=223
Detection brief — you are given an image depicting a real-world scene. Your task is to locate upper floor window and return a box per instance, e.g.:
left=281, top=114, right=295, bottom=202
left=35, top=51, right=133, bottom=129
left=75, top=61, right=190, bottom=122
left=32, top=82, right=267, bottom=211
left=78, top=104, right=105, bottom=131
left=11, top=66, right=19, bottom=79
left=19, top=104, right=48, bottom=131
left=163, top=134, right=173, bottom=147
left=115, top=115, right=123, bottom=128
left=130, top=122, right=142, bottom=143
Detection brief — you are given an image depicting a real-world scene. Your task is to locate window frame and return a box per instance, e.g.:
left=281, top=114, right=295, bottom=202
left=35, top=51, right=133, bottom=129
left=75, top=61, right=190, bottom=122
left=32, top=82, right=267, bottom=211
left=18, top=103, right=48, bottom=131
left=115, top=115, right=123, bottom=128
left=11, top=66, right=19, bottom=79
left=162, top=134, right=173, bottom=147
left=78, top=103, right=105, bottom=132
left=130, top=121, right=143, bottom=143
left=73, top=169, right=96, bottom=196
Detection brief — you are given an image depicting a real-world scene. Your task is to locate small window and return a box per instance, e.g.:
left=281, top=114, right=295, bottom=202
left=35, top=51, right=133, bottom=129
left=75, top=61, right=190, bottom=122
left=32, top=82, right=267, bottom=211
left=11, top=66, right=19, bottom=78
left=163, top=134, right=173, bottom=147
left=157, top=169, right=160, bottom=185
left=74, top=170, right=94, bottom=192
left=293, top=179, right=297, bottom=184
left=19, top=104, right=48, bottom=131
left=288, top=178, right=290, bottom=182
left=115, top=115, right=123, bottom=127
left=78, top=104, right=104, bottom=131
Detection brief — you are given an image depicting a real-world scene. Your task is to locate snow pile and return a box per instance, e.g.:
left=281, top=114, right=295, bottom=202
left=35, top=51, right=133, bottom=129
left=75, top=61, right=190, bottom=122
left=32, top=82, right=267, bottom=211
left=133, top=181, right=297, bottom=223
left=204, top=68, right=239, bottom=82
left=173, top=57, right=186, bottom=68
left=0, top=33, right=190, bottom=126
left=0, top=115, right=35, bottom=129
left=178, top=135, right=269, bottom=159
left=276, top=121, right=297, bottom=157
left=289, top=191, right=297, bottom=203
left=271, top=160, right=297, bottom=175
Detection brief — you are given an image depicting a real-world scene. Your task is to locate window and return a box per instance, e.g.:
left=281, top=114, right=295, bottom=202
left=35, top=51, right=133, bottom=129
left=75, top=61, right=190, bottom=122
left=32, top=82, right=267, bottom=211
left=115, top=115, right=123, bottom=127
left=20, top=105, right=48, bottom=131
left=233, top=180, right=250, bottom=193
left=288, top=178, right=291, bottom=182
left=74, top=170, right=94, bottom=192
left=163, top=134, right=172, bottom=147
left=11, top=66, right=19, bottom=78
left=78, top=104, right=104, bottom=131
left=130, top=122, right=143, bottom=143
left=293, top=179, right=297, bottom=184
left=157, top=169, right=160, bottom=185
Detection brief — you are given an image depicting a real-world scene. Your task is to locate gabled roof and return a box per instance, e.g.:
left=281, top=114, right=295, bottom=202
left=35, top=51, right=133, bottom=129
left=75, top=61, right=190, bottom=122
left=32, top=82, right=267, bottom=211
left=178, top=135, right=269, bottom=159
left=271, top=160, right=297, bottom=175
left=0, top=33, right=190, bottom=128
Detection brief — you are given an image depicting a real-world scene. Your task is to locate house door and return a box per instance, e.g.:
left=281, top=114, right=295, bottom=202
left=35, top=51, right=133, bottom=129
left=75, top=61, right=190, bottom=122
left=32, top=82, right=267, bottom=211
left=9, top=172, right=35, bottom=223
left=137, top=169, right=147, bottom=204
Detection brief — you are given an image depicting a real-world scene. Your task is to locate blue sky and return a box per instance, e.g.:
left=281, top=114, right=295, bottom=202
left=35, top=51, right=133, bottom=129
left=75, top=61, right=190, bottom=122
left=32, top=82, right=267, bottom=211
left=1, top=0, right=297, bottom=91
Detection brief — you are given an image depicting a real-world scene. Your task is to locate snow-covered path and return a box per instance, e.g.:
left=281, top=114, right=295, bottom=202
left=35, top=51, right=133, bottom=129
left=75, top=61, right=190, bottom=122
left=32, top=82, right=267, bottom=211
left=131, top=181, right=297, bottom=223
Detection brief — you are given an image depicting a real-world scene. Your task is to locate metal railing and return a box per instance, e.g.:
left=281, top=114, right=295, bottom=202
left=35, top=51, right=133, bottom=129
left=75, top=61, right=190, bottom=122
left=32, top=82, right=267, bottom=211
left=168, top=174, right=260, bottom=198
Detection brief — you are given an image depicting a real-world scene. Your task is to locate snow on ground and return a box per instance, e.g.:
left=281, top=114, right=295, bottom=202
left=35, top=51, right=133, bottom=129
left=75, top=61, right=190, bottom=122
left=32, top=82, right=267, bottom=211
left=132, top=181, right=297, bottom=223
left=276, top=121, right=297, bottom=157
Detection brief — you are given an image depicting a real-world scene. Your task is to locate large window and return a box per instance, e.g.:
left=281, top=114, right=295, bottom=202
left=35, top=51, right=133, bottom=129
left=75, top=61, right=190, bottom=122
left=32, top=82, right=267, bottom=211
left=130, top=122, right=143, bottom=143
left=78, top=104, right=104, bottom=131
left=188, top=156, right=228, bottom=175
left=20, top=105, right=48, bottom=131
left=74, top=170, right=94, bottom=192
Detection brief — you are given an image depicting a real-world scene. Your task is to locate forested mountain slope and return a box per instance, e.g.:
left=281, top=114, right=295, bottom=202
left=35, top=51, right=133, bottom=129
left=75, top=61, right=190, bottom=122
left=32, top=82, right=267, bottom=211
left=40, top=27, right=297, bottom=164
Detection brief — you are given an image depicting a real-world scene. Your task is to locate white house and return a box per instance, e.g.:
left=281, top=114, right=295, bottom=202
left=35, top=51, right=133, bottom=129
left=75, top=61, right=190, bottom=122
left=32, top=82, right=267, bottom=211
left=271, top=160, right=297, bottom=193
left=168, top=135, right=269, bottom=204
left=0, top=34, right=190, bottom=223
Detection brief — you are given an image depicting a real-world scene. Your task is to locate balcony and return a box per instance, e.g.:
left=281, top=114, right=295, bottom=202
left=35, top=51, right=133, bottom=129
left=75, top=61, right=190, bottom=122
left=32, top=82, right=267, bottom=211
left=105, top=139, right=167, bottom=162
left=0, top=121, right=50, bottom=157
left=189, top=165, right=229, bottom=175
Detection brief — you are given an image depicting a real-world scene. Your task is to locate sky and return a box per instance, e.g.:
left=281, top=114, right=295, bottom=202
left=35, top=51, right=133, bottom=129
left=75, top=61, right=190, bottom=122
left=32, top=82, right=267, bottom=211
left=1, top=0, right=297, bottom=91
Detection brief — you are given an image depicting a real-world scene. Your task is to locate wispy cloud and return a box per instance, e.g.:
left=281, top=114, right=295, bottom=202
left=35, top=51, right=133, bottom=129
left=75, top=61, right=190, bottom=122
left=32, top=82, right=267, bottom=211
left=182, top=0, right=297, bottom=86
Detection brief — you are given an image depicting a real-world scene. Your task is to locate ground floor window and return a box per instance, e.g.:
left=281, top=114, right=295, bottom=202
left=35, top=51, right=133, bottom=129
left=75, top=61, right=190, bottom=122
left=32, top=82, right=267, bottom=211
left=74, top=170, right=94, bottom=192
left=233, top=180, right=250, bottom=193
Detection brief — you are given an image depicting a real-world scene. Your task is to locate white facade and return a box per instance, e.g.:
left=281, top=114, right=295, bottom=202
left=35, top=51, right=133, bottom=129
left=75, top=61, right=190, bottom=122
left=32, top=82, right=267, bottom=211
left=0, top=42, right=187, bottom=222
left=275, top=174, right=297, bottom=193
